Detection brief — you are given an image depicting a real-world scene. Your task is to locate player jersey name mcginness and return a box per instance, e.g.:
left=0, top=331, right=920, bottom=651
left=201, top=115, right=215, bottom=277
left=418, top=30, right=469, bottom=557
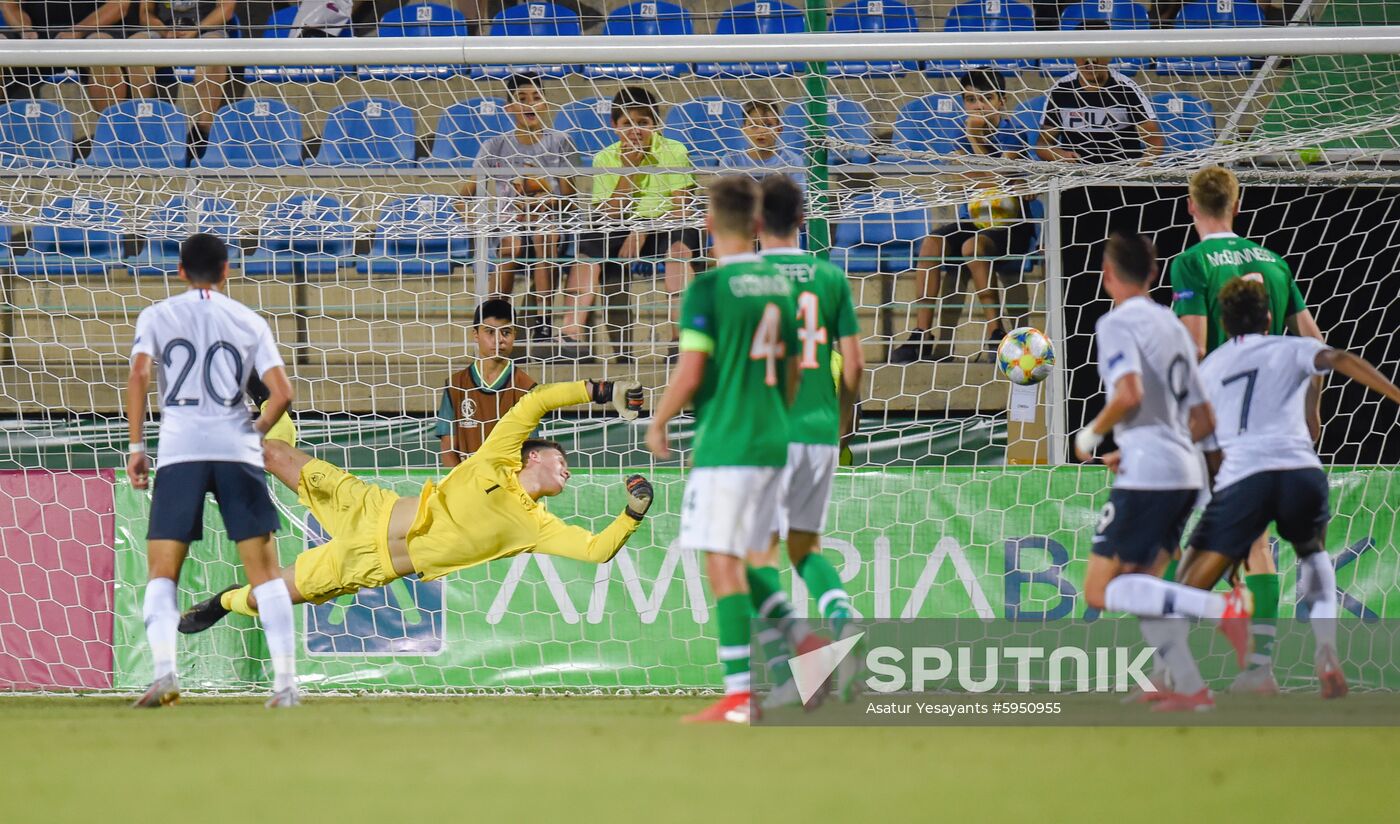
left=131, top=289, right=285, bottom=468
left=1094, top=296, right=1207, bottom=490
left=1170, top=231, right=1307, bottom=354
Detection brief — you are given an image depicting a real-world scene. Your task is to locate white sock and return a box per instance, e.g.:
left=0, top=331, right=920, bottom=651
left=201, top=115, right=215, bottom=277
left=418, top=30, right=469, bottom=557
left=1299, top=552, right=1339, bottom=651
left=1104, top=573, right=1226, bottom=620
left=252, top=579, right=297, bottom=692
left=1139, top=617, right=1205, bottom=695
left=143, top=577, right=179, bottom=681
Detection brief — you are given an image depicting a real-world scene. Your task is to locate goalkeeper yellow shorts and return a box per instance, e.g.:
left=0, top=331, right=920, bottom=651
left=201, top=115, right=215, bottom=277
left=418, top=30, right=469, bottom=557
left=292, top=459, right=401, bottom=604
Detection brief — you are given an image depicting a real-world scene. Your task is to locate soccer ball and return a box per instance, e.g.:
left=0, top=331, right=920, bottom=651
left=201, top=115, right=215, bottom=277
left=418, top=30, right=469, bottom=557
left=996, top=327, right=1055, bottom=386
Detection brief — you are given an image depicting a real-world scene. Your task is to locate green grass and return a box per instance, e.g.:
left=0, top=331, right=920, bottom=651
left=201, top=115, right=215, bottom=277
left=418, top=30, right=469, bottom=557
left=2, top=696, right=1398, bottom=823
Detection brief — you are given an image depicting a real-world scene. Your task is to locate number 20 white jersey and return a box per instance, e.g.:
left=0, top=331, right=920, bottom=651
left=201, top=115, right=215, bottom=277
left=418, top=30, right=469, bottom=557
left=131, top=288, right=285, bottom=468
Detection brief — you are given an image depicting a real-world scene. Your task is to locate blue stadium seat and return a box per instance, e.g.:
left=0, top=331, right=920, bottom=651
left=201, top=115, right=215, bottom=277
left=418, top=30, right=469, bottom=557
left=198, top=99, right=305, bottom=168
left=780, top=98, right=874, bottom=164
left=586, top=2, right=694, bottom=78
left=1153, top=92, right=1215, bottom=153
left=13, top=197, right=125, bottom=276
left=426, top=98, right=514, bottom=167
left=555, top=97, right=616, bottom=163
left=831, top=191, right=930, bottom=273
left=474, top=4, right=583, bottom=79
left=126, top=196, right=242, bottom=276
left=361, top=3, right=472, bottom=80
left=828, top=0, right=922, bottom=77
left=1158, top=0, right=1263, bottom=76
left=0, top=100, right=74, bottom=168
left=1041, top=2, right=1151, bottom=77
left=86, top=100, right=189, bottom=169
left=357, top=195, right=471, bottom=275
left=663, top=97, right=746, bottom=168
left=243, top=194, right=355, bottom=276
left=314, top=99, right=417, bottom=167
left=886, top=94, right=965, bottom=161
left=244, top=6, right=347, bottom=83
left=1007, top=94, right=1047, bottom=154
left=928, top=0, right=1037, bottom=76
left=697, top=2, right=806, bottom=78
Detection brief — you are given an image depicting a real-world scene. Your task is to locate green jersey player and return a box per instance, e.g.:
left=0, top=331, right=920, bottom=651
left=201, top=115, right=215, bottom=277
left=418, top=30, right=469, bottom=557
left=1169, top=165, right=1327, bottom=695
left=647, top=176, right=799, bottom=725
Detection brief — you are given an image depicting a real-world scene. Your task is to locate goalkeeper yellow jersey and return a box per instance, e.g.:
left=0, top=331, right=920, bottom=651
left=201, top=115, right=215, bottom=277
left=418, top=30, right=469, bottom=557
left=404, top=381, right=641, bottom=581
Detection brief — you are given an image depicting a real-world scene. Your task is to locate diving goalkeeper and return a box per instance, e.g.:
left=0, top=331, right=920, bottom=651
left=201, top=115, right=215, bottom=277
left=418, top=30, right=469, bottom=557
left=179, top=380, right=652, bottom=630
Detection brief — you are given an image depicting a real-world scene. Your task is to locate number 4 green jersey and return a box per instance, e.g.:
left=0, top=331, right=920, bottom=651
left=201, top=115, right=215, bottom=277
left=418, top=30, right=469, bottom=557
left=761, top=248, right=861, bottom=446
left=679, top=254, right=799, bottom=468
left=1169, top=232, right=1307, bottom=354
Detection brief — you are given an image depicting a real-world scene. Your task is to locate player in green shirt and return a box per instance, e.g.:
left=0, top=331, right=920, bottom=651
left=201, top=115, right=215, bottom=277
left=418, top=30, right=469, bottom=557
left=647, top=176, right=799, bottom=724
left=742, top=175, right=867, bottom=708
left=1170, top=165, right=1326, bottom=695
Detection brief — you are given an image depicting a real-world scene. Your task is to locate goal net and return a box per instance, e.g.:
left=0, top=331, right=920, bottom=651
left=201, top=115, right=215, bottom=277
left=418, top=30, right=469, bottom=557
left=2, top=1, right=1399, bottom=693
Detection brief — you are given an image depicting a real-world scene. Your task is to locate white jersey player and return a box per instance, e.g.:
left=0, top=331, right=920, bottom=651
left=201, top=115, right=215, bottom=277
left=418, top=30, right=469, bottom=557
left=1177, top=277, right=1400, bottom=699
left=126, top=233, right=299, bottom=709
left=1074, top=232, right=1251, bottom=713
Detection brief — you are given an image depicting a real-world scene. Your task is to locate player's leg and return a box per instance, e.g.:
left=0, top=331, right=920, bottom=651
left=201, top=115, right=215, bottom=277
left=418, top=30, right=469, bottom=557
left=1239, top=531, right=1281, bottom=685
left=263, top=438, right=315, bottom=493
left=747, top=457, right=817, bottom=710
left=1277, top=468, right=1346, bottom=698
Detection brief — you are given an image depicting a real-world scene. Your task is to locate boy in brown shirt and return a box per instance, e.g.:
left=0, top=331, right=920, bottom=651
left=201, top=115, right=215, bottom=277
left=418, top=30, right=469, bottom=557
left=435, top=299, right=537, bottom=466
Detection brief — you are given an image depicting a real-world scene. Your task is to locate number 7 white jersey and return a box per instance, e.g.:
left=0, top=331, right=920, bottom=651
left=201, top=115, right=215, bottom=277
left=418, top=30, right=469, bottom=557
left=131, top=288, right=285, bottom=468
left=1199, top=334, right=1331, bottom=490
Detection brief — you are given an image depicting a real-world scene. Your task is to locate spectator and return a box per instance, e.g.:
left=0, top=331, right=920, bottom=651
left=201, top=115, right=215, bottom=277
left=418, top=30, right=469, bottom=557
left=289, top=0, right=364, bottom=36
left=891, top=71, right=1038, bottom=364
left=434, top=299, right=537, bottom=467
left=1034, top=31, right=1163, bottom=165
left=461, top=73, right=577, bottom=345
left=719, top=99, right=804, bottom=188
left=0, top=1, right=135, bottom=111
left=129, top=1, right=236, bottom=141
left=554, top=86, right=700, bottom=362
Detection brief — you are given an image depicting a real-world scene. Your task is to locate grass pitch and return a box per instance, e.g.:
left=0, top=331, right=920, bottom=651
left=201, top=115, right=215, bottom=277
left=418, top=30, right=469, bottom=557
left=2, top=696, right=1396, bottom=823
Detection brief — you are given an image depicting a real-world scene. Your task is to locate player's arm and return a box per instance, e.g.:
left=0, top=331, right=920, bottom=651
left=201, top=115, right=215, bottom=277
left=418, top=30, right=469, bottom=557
left=125, top=352, right=153, bottom=490
left=1316, top=348, right=1400, bottom=405
left=252, top=366, right=293, bottom=436
left=1075, top=315, right=1140, bottom=461
left=648, top=351, right=705, bottom=459
left=1169, top=255, right=1209, bottom=359
left=477, top=380, right=641, bottom=467
left=531, top=475, right=654, bottom=564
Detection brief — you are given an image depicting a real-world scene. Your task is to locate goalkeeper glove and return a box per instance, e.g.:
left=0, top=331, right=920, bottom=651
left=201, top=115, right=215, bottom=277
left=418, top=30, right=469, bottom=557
left=590, top=380, right=644, bottom=421
left=623, top=474, right=653, bottom=520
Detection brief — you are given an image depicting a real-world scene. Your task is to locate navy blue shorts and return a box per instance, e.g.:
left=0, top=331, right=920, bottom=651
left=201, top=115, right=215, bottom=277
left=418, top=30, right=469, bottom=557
left=1189, top=468, right=1330, bottom=560
left=1091, top=487, right=1198, bottom=566
left=147, top=461, right=280, bottom=544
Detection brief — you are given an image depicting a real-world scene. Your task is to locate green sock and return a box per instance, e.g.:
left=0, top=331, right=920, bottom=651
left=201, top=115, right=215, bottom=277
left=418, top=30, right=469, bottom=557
left=1161, top=559, right=1179, bottom=583
left=716, top=593, right=753, bottom=695
left=746, top=566, right=795, bottom=685
left=1245, top=573, right=1280, bottom=671
left=797, top=554, right=852, bottom=635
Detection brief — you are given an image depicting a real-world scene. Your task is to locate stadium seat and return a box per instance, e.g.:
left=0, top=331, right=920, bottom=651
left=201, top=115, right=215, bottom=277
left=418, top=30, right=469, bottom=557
left=697, top=1, right=807, bottom=77
left=474, top=4, right=583, bottom=79
left=313, top=99, right=417, bottom=167
left=780, top=98, right=874, bottom=164
left=1007, top=94, right=1047, bottom=154
left=0, top=100, right=74, bottom=168
left=198, top=99, right=306, bottom=168
left=1153, top=92, right=1216, bottom=153
left=426, top=98, right=515, bottom=167
left=85, top=100, right=189, bottom=169
left=244, top=6, right=348, bottom=83
left=831, top=190, right=929, bottom=273
left=827, top=0, right=922, bottom=77
left=244, top=194, right=355, bottom=276
left=886, top=94, right=965, bottom=161
left=555, top=97, right=616, bottom=162
left=1158, top=0, right=1264, bottom=76
left=663, top=97, right=746, bottom=168
left=126, top=196, right=242, bottom=276
left=357, top=195, right=471, bottom=275
left=1041, top=2, right=1151, bottom=77
left=12, top=197, right=125, bottom=276
left=361, top=3, right=472, bottom=80
left=585, top=2, right=694, bottom=78
left=928, top=0, right=1037, bottom=75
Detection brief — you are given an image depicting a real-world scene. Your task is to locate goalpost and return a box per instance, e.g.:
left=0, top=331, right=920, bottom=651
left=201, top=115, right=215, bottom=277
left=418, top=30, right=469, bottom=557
left=2, top=10, right=1400, bottom=693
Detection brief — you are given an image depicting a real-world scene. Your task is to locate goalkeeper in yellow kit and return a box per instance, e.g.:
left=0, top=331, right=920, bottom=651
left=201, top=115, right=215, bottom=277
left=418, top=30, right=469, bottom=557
left=178, top=380, right=653, bottom=631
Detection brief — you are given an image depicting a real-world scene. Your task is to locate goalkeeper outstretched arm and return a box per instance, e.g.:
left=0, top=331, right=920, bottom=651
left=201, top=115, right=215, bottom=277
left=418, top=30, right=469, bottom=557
left=472, top=379, right=643, bottom=470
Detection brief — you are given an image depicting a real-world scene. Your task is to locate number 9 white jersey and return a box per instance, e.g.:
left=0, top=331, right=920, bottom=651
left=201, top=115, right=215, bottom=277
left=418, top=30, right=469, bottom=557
left=131, top=288, right=285, bottom=468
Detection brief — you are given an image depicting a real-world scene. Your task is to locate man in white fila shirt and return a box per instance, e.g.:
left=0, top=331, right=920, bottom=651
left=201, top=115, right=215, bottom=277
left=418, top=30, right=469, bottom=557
left=1074, top=231, right=1250, bottom=713
left=1176, top=278, right=1400, bottom=700
left=126, top=233, right=298, bottom=709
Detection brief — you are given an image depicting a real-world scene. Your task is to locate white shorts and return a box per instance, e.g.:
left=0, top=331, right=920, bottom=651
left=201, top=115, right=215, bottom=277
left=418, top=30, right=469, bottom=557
left=773, top=443, right=839, bottom=538
left=677, top=466, right=783, bottom=557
